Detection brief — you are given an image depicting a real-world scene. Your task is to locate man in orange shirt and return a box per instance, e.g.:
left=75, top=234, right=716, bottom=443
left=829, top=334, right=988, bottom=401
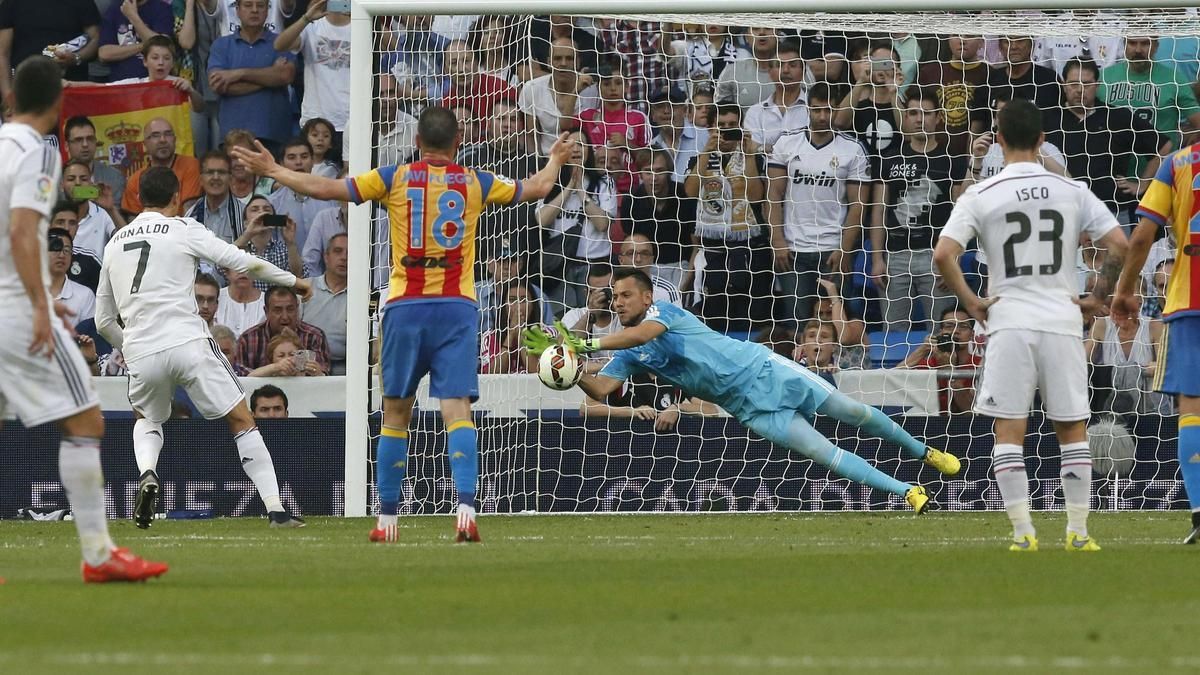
left=121, top=117, right=201, bottom=215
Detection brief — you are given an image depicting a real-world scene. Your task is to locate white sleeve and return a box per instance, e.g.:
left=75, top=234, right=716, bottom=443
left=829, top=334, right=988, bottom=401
left=184, top=220, right=298, bottom=287
left=745, top=106, right=766, bottom=146
left=10, top=145, right=60, bottom=217
left=767, top=134, right=789, bottom=168
left=94, top=264, right=124, bottom=349
left=939, top=189, right=981, bottom=248
left=1080, top=189, right=1121, bottom=241
left=1040, top=141, right=1068, bottom=173
left=848, top=142, right=870, bottom=183
left=77, top=288, right=96, bottom=325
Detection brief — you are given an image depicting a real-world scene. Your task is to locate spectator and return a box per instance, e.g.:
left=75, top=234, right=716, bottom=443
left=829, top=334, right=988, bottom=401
left=382, top=14, right=446, bottom=112
left=839, top=42, right=905, bottom=177
left=61, top=160, right=120, bottom=258
left=480, top=282, right=541, bottom=374
left=814, top=278, right=870, bottom=370
left=767, top=82, right=870, bottom=328
left=529, top=15, right=600, bottom=77
left=372, top=73, right=420, bottom=167
left=667, top=23, right=742, bottom=86
left=215, top=266, right=265, bottom=337
left=63, top=116, right=126, bottom=208
left=50, top=200, right=102, bottom=292
left=459, top=97, right=542, bottom=260
left=209, top=324, right=250, bottom=375
left=208, top=0, right=297, bottom=156
left=194, top=272, right=221, bottom=327
left=250, top=384, right=289, bottom=418
left=968, top=93, right=1069, bottom=181
left=791, top=319, right=839, bottom=386
left=98, top=0, right=175, bottom=82
left=580, top=64, right=652, bottom=194
left=616, top=234, right=683, bottom=306
left=593, top=18, right=666, bottom=107
left=716, top=26, right=778, bottom=108
left=684, top=101, right=773, bottom=331
left=898, top=307, right=981, bottom=414
left=561, top=263, right=619, bottom=363
left=83, top=35, right=205, bottom=112
left=1100, top=36, right=1200, bottom=152
left=267, top=137, right=334, bottom=249
left=440, top=39, right=517, bottom=120
left=648, top=86, right=707, bottom=181
left=247, top=328, right=324, bottom=376
left=470, top=15, right=525, bottom=87
left=233, top=195, right=303, bottom=287
left=475, top=240, right=554, bottom=334
left=301, top=202, right=345, bottom=277
left=303, top=118, right=340, bottom=177
left=223, top=128, right=275, bottom=203
left=301, top=232, right=347, bottom=375
left=185, top=150, right=242, bottom=244
left=237, top=286, right=330, bottom=372
left=273, top=0, right=350, bottom=148
left=1035, top=11, right=1123, bottom=75
left=918, top=35, right=989, bottom=157
left=1044, top=58, right=1166, bottom=219
left=536, top=132, right=617, bottom=313
left=871, top=88, right=968, bottom=333
left=801, top=30, right=848, bottom=86
left=986, top=36, right=1061, bottom=112
left=580, top=373, right=683, bottom=430
left=1088, top=313, right=1172, bottom=416
left=48, top=227, right=96, bottom=329
left=0, top=0, right=100, bottom=96
left=745, top=37, right=808, bottom=153
left=518, top=36, right=599, bottom=156
left=207, top=0, right=295, bottom=36
left=121, top=117, right=203, bottom=215
left=623, top=148, right=697, bottom=288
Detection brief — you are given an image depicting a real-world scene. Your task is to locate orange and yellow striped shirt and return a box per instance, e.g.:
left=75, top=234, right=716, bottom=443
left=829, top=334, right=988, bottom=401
left=1136, top=145, right=1200, bottom=321
left=346, top=159, right=521, bottom=304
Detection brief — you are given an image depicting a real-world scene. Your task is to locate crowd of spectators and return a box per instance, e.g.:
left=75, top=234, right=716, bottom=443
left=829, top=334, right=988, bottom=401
left=3, top=3, right=1190, bottom=417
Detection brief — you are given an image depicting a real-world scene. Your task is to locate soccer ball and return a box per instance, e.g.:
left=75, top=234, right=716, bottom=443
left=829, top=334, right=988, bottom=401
left=538, top=344, right=582, bottom=391
left=1087, top=416, right=1137, bottom=477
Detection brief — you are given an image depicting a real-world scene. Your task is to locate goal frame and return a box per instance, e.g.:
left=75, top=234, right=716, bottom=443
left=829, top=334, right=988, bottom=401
left=343, top=0, right=1192, bottom=517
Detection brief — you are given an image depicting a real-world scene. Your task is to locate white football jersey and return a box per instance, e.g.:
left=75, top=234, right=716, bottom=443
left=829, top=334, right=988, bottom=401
left=978, top=140, right=1067, bottom=180
left=0, top=123, right=60, bottom=307
left=941, top=162, right=1119, bottom=336
left=769, top=130, right=869, bottom=253
left=96, top=212, right=297, bottom=362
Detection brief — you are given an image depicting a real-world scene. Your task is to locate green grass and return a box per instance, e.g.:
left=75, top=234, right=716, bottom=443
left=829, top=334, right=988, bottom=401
left=0, top=513, right=1197, bottom=673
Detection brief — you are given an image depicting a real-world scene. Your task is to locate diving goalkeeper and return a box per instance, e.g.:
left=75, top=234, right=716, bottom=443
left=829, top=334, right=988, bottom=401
left=524, top=268, right=960, bottom=512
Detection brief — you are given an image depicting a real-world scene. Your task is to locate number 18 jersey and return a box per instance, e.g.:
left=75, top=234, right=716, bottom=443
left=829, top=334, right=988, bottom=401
left=940, top=162, right=1119, bottom=336
left=346, top=159, right=521, bottom=306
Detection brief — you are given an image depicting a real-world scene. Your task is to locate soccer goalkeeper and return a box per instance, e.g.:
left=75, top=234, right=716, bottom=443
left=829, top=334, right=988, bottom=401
left=524, top=268, right=960, bottom=512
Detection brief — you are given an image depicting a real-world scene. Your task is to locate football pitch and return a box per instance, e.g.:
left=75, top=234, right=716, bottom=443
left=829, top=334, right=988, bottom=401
left=1, top=512, right=1196, bottom=673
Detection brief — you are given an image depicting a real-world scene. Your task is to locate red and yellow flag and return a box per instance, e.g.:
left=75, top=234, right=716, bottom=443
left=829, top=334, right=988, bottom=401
left=60, top=80, right=193, bottom=178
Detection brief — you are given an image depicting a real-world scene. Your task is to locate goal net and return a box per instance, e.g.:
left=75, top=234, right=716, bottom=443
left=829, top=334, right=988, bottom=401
left=343, top=2, right=1192, bottom=517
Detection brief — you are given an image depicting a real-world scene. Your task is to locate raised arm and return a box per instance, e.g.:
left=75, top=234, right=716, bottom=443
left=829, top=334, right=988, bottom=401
left=230, top=140, right=352, bottom=202
left=187, top=221, right=312, bottom=299
left=517, top=133, right=575, bottom=202
left=274, top=0, right=325, bottom=53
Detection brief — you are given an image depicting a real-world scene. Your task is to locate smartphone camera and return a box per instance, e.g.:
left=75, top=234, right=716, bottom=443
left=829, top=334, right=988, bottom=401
left=262, top=214, right=288, bottom=228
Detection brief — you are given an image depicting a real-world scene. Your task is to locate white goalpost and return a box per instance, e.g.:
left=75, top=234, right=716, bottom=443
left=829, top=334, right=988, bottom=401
left=344, top=0, right=1196, bottom=517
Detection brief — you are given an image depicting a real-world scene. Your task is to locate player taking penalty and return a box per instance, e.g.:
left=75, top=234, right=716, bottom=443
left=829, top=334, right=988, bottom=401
left=231, top=107, right=576, bottom=543
left=1113, top=140, right=1200, bottom=545
left=524, top=268, right=961, bottom=513
left=934, top=98, right=1128, bottom=552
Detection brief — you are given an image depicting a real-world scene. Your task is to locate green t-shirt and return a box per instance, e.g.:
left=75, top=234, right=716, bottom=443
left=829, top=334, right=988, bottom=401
left=1099, top=61, right=1200, bottom=150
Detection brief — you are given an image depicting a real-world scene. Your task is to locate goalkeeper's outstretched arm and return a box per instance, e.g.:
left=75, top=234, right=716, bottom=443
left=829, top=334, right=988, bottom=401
left=562, top=320, right=667, bottom=354
left=577, top=373, right=623, bottom=401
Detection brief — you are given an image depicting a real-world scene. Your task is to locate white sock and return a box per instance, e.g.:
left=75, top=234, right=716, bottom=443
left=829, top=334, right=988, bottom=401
left=377, top=514, right=398, bottom=529
left=993, top=443, right=1035, bottom=539
left=456, top=503, right=476, bottom=529
left=133, top=418, right=164, bottom=476
left=1060, top=441, right=1093, bottom=538
left=234, top=427, right=283, bottom=512
left=59, top=436, right=113, bottom=566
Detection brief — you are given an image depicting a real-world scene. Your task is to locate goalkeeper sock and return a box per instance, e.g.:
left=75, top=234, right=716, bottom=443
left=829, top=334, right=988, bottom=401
left=781, top=414, right=912, bottom=497
left=1179, top=415, right=1200, bottom=512
left=234, top=427, right=283, bottom=513
left=132, top=418, right=164, bottom=475
left=447, top=420, right=478, bottom=508
left=993, top=443, right=1035, bottom=539
left=60, top=436, right=114, bottom=566
left=377, top=426, right=409, bottom=516
left=1059, top=441, right=1092, bottom=538
left=816, top=393, right=926, bottom=460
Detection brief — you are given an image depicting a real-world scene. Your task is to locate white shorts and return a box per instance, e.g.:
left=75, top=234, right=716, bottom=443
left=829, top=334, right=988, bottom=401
left=0, top=316, right=98, bottom=427
left=127, top=338, right=245, bottom=424
left=974, top=329, right=1090, bottom=422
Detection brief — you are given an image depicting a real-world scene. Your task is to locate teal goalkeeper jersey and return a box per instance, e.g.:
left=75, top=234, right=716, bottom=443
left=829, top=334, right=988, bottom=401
left=599, top=301, right=832, bottom=420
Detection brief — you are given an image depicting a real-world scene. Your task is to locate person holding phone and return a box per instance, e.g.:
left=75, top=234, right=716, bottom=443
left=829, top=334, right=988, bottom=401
left=60, top=159, right=122, bottom=261
left=233, top=195, right=303, bottom=288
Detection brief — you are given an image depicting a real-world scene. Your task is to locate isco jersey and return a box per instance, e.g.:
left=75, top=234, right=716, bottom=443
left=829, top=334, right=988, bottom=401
left=346, top=159, right=521, bottom=305
left=768, top=129, right=869, bottom=252
left=941, top=162, right=1119, bottom=336
left=1136, top=145, right=1200, bottom=321
left=0, top=123, right=60, bottom=307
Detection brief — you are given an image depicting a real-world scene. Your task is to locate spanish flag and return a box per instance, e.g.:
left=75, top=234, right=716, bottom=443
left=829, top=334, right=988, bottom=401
left=60, top=80, right=193, bottom=178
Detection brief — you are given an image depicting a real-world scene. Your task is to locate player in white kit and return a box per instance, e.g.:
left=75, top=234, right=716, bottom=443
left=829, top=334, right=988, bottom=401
left=0, top=58, right=167, bottom=582
left=95, top=167, right=311, bottom=529
left=933, top=98, right=1129, bottom=552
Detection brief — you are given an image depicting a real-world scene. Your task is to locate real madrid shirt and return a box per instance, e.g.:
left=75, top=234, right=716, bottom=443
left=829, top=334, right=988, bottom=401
left=768, top=129, right=869, bottom=253
left=0, top=122, right=60, bottom=306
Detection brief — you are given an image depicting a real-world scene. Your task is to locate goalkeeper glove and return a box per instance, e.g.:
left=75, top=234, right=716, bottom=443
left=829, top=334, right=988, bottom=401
left=555, top=320, right=601, bottom=355
left=521, top=325, right=555, bottom=356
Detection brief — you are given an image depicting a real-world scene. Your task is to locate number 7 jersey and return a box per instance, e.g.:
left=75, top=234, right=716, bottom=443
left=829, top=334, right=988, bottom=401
left=345, top=160, right=521, bottom=305
left=940, top=162, right=1119, bottom=336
